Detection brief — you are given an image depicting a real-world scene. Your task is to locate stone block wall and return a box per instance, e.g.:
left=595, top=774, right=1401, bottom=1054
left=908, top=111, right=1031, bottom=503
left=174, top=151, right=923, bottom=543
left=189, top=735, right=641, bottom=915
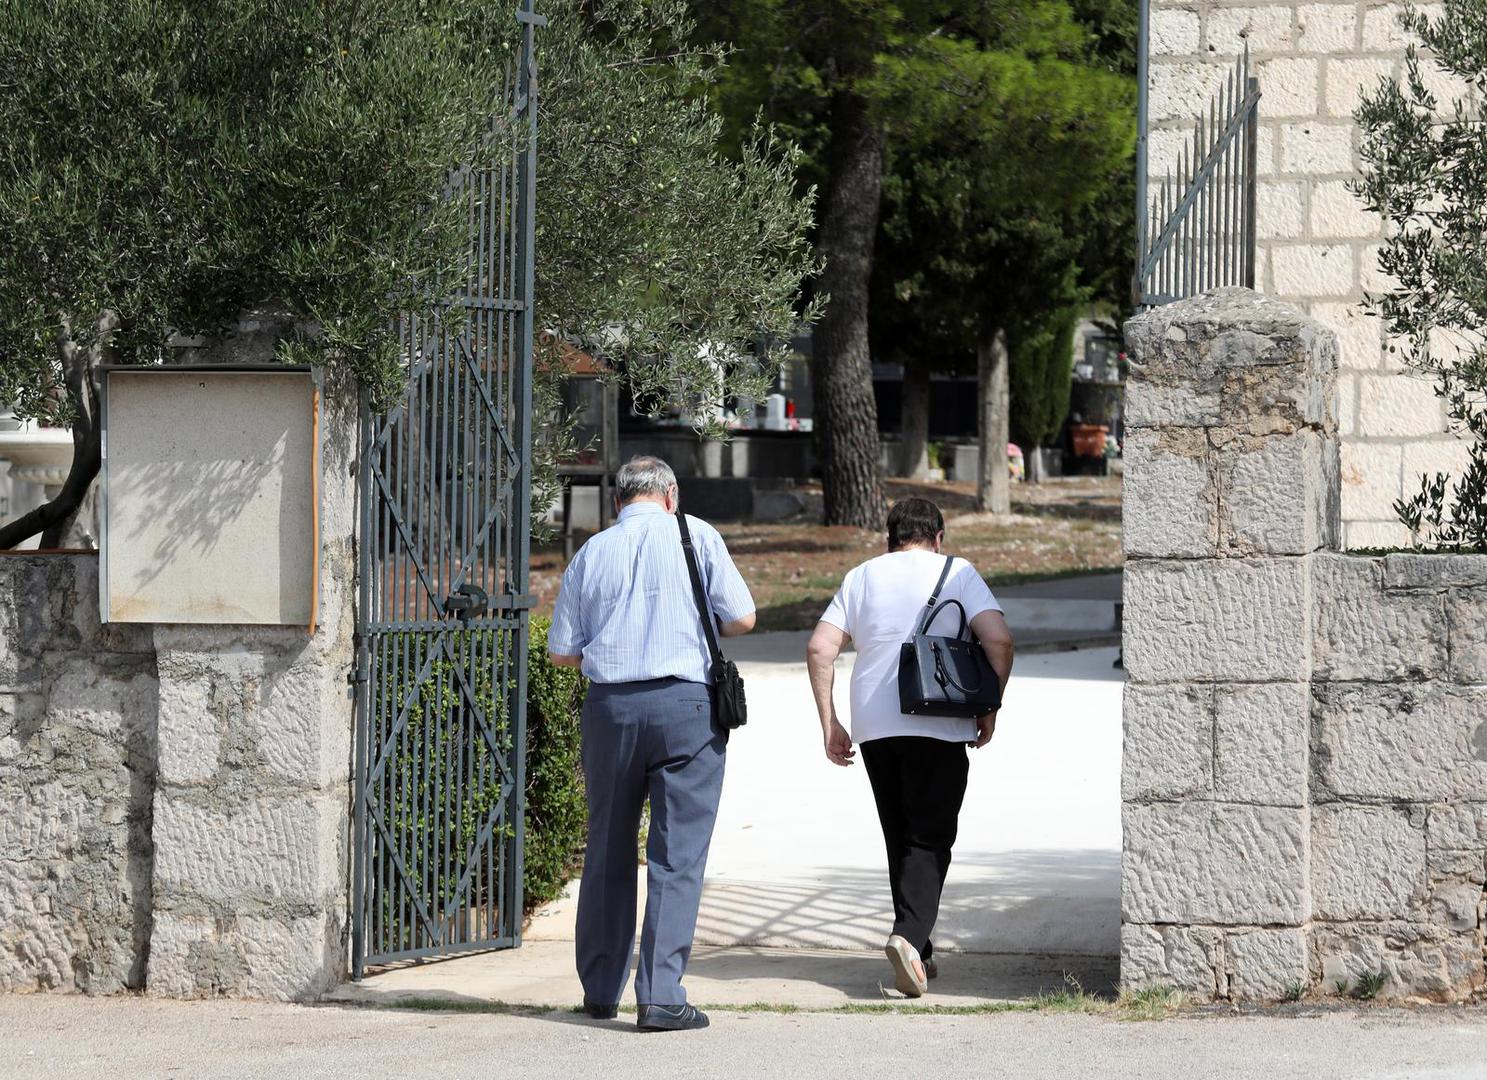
left=1123, top=287, right=1486, bottom=1002
left=0, top=362, right=357, bottom=1002
left=144, top=371, right=357, bottom=1000
left=1145, top=0, right=1473, bottom=546
left=1308, top=551, right=1487, bottom=995
left=0, top=554, right=157, bottom=992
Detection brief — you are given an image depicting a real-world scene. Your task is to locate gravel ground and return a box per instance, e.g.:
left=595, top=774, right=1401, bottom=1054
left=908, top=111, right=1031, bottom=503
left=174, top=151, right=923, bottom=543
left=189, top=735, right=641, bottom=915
left=533, top=476, right=1124, bottom=632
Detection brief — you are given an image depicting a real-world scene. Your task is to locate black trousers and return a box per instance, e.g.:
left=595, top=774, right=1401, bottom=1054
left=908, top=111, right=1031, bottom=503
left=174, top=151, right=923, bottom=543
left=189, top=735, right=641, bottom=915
left=860, top=736, right=970, bottom=960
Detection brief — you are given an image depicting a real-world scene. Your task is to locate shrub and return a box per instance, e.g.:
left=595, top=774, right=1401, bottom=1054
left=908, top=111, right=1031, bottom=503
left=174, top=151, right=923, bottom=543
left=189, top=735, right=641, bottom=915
left=523, top=617, right=588, bottom=913
left=376, top=618, right=585, bottom=945
left=1009, top=307, right=1078, bottom=451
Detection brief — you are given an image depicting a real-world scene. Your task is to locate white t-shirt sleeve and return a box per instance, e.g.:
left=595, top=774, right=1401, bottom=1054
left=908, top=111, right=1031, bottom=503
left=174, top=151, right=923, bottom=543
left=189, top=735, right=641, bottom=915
left=819, top=568, right=855, bottom=633
left=954, top=560, right=1002, bottom=621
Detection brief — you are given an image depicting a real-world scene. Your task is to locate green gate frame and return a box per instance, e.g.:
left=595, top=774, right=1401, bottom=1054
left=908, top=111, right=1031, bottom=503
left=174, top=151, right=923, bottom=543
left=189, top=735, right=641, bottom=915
left=350, top=0, right=543, bottom=977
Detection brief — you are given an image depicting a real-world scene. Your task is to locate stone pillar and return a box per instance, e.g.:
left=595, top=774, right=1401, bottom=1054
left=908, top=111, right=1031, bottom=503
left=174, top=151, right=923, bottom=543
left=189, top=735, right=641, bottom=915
left=145, top=349, right=357, bottom=1000
left=1120, top=287, right=1338, bottom=1001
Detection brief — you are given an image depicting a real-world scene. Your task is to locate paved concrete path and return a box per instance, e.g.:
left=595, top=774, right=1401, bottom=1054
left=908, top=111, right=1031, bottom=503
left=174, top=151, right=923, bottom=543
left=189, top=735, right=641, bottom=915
left=7, top=996, right=1487, bottom=1080
left=699, top=641, right=1123, bottom=957
left=340, top=637, right=1123, bottom=1011
left=332, top=939, right=1117, bottom=1010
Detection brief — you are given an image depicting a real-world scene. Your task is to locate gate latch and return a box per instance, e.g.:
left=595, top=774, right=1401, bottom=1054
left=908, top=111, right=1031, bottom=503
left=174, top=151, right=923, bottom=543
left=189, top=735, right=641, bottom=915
left=444, top=584, right=490, bottom=622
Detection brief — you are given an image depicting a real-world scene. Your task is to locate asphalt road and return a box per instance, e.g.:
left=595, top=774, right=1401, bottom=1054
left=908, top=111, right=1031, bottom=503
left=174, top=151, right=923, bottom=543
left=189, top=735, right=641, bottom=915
left=5, top=996, right=1487, bottom=1080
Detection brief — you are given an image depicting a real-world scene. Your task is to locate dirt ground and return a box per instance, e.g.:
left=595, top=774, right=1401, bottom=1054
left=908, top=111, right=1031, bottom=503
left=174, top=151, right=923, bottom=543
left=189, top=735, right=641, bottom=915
left=532, top=475, right=1122, bottom=631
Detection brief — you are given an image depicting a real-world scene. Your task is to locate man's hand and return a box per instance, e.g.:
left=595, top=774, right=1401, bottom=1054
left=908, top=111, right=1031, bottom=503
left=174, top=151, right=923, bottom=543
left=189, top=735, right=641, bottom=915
left=969, top=711, right=997, bottom=749
left=824, top=718, right=856, bottom=766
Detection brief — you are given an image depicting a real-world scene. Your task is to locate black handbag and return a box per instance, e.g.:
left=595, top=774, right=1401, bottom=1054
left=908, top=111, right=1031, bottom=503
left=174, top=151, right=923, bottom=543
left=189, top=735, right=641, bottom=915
left=898, top=555, right=1003, bottom=719
left=677, top=510, right=747, bottom=731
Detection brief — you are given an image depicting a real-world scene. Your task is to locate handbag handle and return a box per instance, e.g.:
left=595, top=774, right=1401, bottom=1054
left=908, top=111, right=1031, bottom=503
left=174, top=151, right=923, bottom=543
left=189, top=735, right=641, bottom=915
left=920, top=597, right=970, bottom=640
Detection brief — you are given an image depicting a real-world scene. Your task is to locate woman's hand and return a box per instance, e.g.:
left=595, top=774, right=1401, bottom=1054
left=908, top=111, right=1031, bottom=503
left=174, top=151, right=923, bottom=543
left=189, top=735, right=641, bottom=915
left=824, top=718, right=856, bottom=766
left=969, top=710, right=997, bottom=749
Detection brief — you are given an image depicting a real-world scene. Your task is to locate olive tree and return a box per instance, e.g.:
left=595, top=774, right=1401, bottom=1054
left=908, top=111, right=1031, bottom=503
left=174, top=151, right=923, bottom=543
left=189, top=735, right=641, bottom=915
left=0, top=0, right=815, bottom=547
left=1355, top=0, right=1487, bottom=550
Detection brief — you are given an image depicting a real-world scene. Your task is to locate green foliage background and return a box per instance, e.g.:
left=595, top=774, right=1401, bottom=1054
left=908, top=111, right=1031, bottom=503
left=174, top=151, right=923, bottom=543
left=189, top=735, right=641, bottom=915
left=1355, top=0, right=1487, bottom=550
left=0, top=0, right=816, bottom=436
left=523, top=617, right=587, bottom=913
left=695, top=0, right=1137, bottom=438
left=1008, top=307, right=1079, bottom=449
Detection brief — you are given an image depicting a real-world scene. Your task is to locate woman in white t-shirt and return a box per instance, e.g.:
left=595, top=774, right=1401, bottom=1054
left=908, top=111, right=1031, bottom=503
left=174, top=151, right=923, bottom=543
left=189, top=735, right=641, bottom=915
left=805, top=496, right=1014, bottom=999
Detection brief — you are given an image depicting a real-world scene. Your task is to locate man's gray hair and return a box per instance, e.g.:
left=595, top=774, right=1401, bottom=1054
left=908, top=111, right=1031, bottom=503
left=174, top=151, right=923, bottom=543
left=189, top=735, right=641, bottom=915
left=615, top=455, right=678, bottom=503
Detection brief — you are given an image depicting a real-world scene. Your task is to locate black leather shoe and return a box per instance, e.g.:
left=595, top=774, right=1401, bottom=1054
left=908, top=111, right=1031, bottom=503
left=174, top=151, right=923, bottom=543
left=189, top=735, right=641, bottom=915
left=583, top=999, right=619, bottom=1020
left=924, top=955, right=938, bottom=981
left=636, top=1003, right=710, bottom=1031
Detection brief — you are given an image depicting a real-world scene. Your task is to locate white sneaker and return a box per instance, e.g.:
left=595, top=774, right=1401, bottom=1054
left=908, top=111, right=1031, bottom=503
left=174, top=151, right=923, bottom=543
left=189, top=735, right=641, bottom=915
left=885, top=935, right=928, bottom=998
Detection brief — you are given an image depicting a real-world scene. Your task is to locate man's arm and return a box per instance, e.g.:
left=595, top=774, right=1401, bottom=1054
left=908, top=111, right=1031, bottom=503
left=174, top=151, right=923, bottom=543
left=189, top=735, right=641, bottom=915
left=697, top=518, right=756, bottom=637
left=968, top=609, right=1014, bottom=749
left=547, top=556, right=587, bottom=669
left=805, top=621, right=854, bottom=766
left=719, top=612, right=756, bottom=637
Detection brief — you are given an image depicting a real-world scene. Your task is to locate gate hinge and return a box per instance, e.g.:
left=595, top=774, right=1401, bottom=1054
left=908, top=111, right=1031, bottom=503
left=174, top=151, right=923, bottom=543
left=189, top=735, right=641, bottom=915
left=349, top=637, right=371, bottom=685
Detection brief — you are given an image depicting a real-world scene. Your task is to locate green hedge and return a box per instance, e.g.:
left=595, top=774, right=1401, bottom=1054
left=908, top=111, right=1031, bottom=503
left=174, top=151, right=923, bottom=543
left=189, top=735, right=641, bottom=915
left=523, top=616, right=588, bottom=913
left=376, top=619, right=586, bottom=946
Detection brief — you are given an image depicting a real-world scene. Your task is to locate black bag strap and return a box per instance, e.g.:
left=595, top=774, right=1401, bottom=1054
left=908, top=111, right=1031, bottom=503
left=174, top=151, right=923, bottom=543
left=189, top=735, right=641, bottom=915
left=912, top=555, right=957, bottom=637
left=677, top=510, right=725, bottom=678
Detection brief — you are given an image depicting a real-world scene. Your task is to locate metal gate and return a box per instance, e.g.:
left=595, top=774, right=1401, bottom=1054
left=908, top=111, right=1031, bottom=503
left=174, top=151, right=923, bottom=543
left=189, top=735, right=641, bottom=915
left=350, top=1, right=541, bottom=977
left=1133, top=23, right=1261, bottom=308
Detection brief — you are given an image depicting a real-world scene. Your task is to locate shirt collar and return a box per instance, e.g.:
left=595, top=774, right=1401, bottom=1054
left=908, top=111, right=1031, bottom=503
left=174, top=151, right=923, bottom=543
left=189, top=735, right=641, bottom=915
left=618, top=501, right=669, bottom=521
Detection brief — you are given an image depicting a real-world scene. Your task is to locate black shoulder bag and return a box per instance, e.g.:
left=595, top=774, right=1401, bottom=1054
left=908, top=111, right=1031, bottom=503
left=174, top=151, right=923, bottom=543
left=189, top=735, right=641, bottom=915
left=677, top=511, right=747, bottom=731
left=898, top=555, right=1003, bottom=719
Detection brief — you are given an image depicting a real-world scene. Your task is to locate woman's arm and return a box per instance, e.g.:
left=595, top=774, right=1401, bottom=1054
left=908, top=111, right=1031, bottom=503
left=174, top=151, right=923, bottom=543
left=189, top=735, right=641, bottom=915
left=968, top=609, right=1014, bottom=748
left=971, top=609, right=1014, bottom=688
left=805, top=621, right=855, bottom=766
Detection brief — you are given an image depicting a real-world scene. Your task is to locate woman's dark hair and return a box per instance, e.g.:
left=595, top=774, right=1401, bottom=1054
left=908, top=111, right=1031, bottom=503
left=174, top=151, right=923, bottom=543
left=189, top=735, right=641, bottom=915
left=886, top=497, right=944, bottom=551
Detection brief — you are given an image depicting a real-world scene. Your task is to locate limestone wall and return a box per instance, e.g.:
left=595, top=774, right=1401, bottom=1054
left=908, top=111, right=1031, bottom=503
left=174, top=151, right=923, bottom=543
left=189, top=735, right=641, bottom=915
left=1145, top=0, right=1472, bottom=547
left=144, top=371, right=357, bottom=1000
left=0, top=554, right=158, bottom=993
left=0, top=362, right=357, bottom=1002
left=1122, top=287, right=1486, bottom=1002
left=1309, top=551, right=1487, bottom=995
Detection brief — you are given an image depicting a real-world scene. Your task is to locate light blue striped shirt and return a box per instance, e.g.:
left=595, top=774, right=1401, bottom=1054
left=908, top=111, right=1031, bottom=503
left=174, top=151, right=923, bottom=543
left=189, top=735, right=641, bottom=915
left=548, top=502, right=755, bottom=684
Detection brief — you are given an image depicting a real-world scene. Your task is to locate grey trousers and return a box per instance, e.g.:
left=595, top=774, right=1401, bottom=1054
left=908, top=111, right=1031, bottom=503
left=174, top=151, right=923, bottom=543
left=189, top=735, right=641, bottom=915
left=575, top=677, right=726, bottom=1007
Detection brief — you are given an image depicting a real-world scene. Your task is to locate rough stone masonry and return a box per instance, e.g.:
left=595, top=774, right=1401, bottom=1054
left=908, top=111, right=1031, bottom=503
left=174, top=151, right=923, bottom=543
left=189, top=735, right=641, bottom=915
left=0, top=555, right=157, bottom=994
left=1122, top=287, right=1487, bottom=1002
left=0, top=317, right=357, bottom=1002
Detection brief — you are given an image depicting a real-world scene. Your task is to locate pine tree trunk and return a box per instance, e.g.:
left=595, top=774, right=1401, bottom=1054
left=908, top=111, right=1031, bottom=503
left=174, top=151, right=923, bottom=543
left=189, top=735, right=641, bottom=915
left=896, top=364, right=930, bottom=479
left=810, top=90, right=888, bottom=530
left=976, top=328, right=1010, bottom=514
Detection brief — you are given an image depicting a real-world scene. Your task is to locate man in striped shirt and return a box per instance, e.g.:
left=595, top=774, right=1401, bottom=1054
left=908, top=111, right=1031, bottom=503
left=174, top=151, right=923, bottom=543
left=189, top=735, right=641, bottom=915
left=549, top=456, right=755, bottom=1032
